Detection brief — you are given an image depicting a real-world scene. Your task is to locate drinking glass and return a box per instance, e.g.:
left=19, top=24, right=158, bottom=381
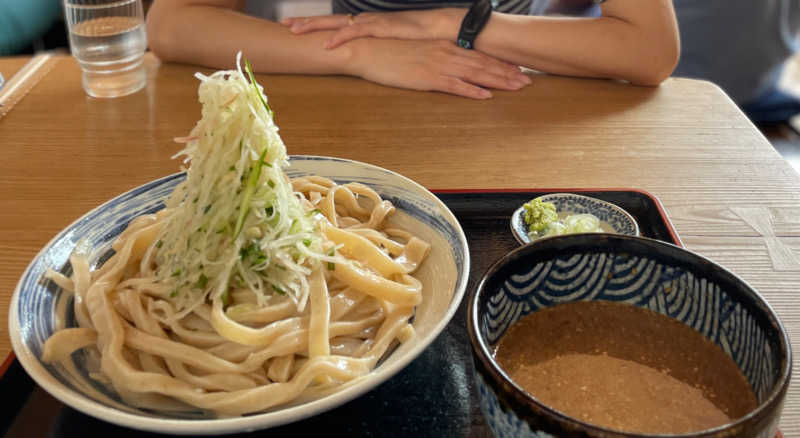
left=64, top=0, right=147, bottom=98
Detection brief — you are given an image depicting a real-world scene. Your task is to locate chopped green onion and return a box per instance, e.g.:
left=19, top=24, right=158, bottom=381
left=327, top=248, right=335, bottom=271
left=244, top=58, right=273, bottom=117
left=239, top=244, right=252, bottom=260
left=233, top=148, right=268, bottom=239
left=240, top=242, right=267, bottom=265
left=221, top=289, right=231, bottom=307
left=195, top=273, right=209, bottom=289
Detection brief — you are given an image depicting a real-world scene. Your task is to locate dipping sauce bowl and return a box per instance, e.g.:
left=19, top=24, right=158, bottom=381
left=468, top=234, right=790, bottom=438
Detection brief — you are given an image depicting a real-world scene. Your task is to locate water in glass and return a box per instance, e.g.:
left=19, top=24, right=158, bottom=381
left=65, top=0, right=147, bottom=98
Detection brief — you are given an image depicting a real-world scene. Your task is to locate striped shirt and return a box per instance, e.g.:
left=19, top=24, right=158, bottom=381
left=333, top=0, right=532, bottom=15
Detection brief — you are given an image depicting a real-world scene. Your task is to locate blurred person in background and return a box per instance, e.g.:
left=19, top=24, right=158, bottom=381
left=673, top=0, right=800, bottom=124
left=145, top=0, right=679, bottom=99
left=0, top=0, right=62, bottom=55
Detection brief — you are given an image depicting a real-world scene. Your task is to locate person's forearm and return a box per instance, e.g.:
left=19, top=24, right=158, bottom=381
left=146, top=1, right=534, bottom=99
left=434, top=1, right=679, bottom=85
left=146, top=2, right=355, bottom=74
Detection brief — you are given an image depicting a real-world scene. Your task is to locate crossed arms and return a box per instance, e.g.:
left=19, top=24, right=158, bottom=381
left=146, top=0, right=679, bottom=98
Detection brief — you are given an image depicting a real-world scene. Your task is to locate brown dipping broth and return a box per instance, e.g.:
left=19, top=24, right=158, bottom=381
left=493, top=301, right=757, bottom=435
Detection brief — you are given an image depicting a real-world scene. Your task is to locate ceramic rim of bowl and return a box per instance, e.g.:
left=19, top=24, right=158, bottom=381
left=467, top=233, right=792, bottom=437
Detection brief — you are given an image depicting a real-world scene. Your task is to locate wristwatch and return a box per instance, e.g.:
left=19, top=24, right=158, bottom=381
left=457, top=0, right=494, bottom=50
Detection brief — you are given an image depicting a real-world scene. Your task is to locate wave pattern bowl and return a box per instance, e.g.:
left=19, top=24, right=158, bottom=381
left=468, top=233, right=790, bottom=438
left=9, top=155, right=470, bottom=435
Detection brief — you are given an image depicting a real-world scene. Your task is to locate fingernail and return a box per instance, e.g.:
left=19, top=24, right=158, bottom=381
left=290, top=23, right=302, bottom=33
left=323, top=40, right=331, bottom=49
left=520, top=75, right=532, bottom=84
left=478, top=89, right=492, bottom=99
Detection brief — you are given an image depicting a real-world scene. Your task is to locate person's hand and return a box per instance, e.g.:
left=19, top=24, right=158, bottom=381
left=342, top=38, right=531, bottom=99
left=282, top=10, right=458, bottom=49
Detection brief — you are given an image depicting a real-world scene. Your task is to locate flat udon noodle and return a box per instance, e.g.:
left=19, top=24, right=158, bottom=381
left=42, top=176, right=431, bottom=416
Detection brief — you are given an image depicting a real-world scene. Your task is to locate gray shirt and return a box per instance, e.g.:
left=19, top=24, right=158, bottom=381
left=673, top=0, right=800, bottom=105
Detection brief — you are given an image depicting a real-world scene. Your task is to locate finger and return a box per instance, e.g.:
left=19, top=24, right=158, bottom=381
left=286, top=15, right=351, bottom=34
left=280, top=16, right=326, bottom=27
left=279, top=17, right=301, bottom=26
left=452, top=59, right=531, bottom=90
left=324, top=24, right=377, bottom=49
left=455, top=47, right=519, bottom=70
left=455, top=48, right=530, bottom=83
left=446, top=62, right=526, bottom=91
left=433, top=76, right=493, bottom=99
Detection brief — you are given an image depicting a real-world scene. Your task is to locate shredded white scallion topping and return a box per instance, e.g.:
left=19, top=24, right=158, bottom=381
left=153, top=52, right=327, bottom=317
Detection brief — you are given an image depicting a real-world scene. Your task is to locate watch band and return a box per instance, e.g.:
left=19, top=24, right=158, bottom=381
left=457, top=0, right=494, bottom=50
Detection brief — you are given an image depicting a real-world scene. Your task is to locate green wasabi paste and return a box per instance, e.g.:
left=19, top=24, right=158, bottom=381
left=523, top=198, right=603, bottom=239
left=523, top=198, right=558, bottom=235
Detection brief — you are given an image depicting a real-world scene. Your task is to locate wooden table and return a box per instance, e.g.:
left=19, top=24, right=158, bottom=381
left=1, top=54, right=798, bottom=435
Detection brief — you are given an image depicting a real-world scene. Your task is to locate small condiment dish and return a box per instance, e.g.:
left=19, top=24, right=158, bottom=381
left=510, top=193, right=639, bottom=245
left=468, top=233, right=790, bottom=438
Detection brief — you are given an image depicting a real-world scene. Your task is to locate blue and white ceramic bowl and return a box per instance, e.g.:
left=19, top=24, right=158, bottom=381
left=9, top=155, right=470, bottom=435
left=467, top=234, right=790, bottom=438
left=510, top=193, right=639, bottom=245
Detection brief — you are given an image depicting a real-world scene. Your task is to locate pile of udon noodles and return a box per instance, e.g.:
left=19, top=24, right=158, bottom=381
left=42, top=55, right=430, bottom=416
